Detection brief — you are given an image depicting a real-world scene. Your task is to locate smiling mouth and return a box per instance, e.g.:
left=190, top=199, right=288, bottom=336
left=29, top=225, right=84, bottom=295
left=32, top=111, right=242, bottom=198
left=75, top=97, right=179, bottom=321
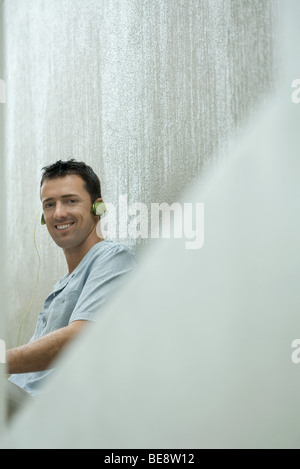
left=55, top=223, right=75, bottom=231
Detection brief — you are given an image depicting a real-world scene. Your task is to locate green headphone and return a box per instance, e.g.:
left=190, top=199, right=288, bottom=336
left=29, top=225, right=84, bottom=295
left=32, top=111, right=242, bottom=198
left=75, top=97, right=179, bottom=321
left=41, top=201, right=107, bottom=226
left=91, top=201, right=107, bottom=217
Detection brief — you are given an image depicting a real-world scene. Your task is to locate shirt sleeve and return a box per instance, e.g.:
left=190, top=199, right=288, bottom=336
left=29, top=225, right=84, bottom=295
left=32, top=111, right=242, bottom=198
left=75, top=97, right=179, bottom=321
left=69, top=245, right=136, bottom=323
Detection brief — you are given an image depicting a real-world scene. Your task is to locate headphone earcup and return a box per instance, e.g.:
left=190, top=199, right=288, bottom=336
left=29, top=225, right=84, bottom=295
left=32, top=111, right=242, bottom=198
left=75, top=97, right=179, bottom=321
left=92, top=202, right=107, bottom=217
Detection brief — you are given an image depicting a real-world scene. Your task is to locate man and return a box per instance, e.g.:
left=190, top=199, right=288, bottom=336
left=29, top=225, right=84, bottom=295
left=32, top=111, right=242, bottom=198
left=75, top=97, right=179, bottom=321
left=6, top=159, right=136, bottom=418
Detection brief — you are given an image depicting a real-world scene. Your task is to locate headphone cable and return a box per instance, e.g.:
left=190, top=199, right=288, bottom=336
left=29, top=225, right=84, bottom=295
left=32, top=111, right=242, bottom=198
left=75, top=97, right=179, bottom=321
left=16, top=208, right=42, bottom=347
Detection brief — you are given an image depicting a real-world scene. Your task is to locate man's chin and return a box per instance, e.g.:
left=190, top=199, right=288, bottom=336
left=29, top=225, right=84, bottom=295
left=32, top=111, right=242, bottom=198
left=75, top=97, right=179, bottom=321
left=54, top=240, right=71, bottom=249
left=52, top=235, right=76, bottom=249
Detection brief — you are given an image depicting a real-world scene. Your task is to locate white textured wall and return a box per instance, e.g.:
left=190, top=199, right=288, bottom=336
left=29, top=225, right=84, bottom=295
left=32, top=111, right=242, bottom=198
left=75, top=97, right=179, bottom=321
left=3, top=0, right=278, bottom=351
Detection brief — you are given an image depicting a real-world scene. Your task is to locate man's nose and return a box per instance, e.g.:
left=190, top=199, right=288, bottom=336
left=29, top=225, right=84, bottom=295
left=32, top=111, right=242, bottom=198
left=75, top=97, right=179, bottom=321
left=54, top=202, right=68, bottom=219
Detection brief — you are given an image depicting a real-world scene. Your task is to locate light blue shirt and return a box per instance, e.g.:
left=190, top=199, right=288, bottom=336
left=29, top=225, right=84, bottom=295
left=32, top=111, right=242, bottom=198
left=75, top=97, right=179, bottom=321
left=10, top=241, right=136, bottom=396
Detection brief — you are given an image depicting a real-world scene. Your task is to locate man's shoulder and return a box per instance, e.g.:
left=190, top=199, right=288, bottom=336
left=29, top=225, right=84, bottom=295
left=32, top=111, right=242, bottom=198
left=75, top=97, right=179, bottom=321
left=80, top=241, right=136, bottom=283
left=93, top=240, right=135, bottom=258
left=88, top=240, right=137, bottom=268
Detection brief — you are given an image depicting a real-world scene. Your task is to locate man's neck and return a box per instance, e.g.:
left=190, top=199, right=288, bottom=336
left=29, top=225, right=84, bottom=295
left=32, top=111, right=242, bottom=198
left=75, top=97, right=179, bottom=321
left=64, top=232, right=104, bottom=275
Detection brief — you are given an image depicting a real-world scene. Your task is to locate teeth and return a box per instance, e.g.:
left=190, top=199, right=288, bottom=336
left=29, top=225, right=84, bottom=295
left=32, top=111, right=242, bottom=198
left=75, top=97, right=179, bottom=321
left=57, top=224, right=72, bottom=230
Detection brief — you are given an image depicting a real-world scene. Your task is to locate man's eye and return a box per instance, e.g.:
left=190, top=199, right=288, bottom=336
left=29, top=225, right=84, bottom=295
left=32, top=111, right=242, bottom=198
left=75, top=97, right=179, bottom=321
left=45, top=203, right=54, bottom=209
left=68, top=200, right=77, bottom=204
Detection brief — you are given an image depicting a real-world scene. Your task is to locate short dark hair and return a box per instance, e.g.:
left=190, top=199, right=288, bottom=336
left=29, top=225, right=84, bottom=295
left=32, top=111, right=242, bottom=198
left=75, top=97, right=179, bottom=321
left=40, top=159, right=102, bottom=203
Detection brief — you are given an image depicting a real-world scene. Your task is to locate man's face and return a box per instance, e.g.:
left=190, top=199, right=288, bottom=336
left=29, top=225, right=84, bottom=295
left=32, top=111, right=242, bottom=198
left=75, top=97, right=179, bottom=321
left=41, top=175, right=97, bottom=250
